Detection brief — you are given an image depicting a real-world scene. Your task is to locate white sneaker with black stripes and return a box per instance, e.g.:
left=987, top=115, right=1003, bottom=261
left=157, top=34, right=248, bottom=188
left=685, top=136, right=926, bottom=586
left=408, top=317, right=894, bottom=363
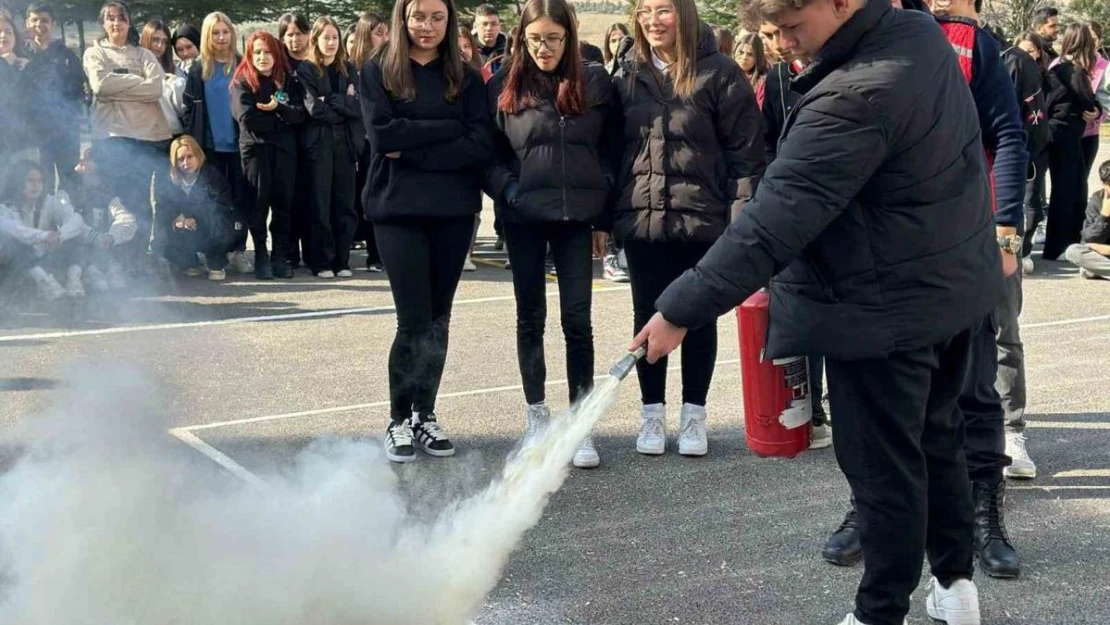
left=385, top=418, right=416, bottom=463
left=412, top=414, right=456, bottom=457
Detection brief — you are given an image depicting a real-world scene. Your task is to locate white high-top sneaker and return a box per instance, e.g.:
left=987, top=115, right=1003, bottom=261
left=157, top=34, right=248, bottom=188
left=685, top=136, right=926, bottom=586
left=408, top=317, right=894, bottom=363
left=525, top=403, right=550, bottom=438
left=1003, top=431, right=1036, bottom=479
left=65, top=265, right=85, bottom=298
left=573, top=434, right=600, bottom=469
left=636, top=403, right=666, bottom=455
left=29, top=267, right=65, bottom=300
left=925, top=577, right=980, bottom=625
left=85, top=266, right=110, bottom=292
left=678, top=403, right=708, bottom=456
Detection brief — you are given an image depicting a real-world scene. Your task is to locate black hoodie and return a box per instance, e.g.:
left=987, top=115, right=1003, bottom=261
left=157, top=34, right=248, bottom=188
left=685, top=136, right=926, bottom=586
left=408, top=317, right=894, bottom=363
left=611, top=23, right=765, bottom=243
left=359, top=58, right=495, bottom=222
left=22, top=38, right=86, bottom=134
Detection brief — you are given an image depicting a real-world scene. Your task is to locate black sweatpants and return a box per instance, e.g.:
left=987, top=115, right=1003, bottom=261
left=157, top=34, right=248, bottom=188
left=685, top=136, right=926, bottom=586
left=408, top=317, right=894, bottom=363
left=1081, top=135, right=1100, bottom=183
left=354, top=143, right=380, bottom=265
left=307, top=130, right=357, bottom=273
left=288, top=148, right=313, bottom=268
left=241, top=140, right=296, bottom=263
left=959, top=313, right=1011, bottom=482
left=624, top=240, right=717, bottom=406
left=504, top=220, right=595, bottom=406
left=1022, top=149, right=1049, bottom=258
left=40, top=126, right=81, bottom=196
left=375, top=217, right=475, bottom=422
left=162, top=218, right=237, bottom=271
left=207, top=151, right=250, bottom=252
left=1044, top=129, right=1088, bottom=260
left=826, top=327, right=976, bottom=625
left=94, top=136, right=167, bottom=263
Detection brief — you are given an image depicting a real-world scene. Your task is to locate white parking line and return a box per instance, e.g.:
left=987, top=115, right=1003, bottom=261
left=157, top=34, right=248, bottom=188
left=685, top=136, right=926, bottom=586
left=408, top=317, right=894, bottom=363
left=0, top=286, right=631, bottom=343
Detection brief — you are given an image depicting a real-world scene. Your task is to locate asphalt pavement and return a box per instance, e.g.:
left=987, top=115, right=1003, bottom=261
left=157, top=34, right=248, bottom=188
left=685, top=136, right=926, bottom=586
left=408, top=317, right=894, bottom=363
left=1, top=146, right=1108, bottom=624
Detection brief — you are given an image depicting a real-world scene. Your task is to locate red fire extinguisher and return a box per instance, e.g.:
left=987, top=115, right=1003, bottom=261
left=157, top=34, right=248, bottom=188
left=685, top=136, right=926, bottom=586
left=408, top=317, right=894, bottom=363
left=736, top=289, right=812, bottom=458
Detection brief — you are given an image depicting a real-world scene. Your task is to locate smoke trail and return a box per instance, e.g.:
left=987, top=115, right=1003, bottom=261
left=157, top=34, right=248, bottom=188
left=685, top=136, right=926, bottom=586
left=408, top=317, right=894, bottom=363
left=0, top=366, right=620, bottom=625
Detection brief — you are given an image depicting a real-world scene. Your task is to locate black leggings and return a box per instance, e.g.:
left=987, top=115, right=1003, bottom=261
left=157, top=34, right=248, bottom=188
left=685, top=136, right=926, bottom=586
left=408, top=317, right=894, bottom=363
left=376, top=217, right=475, bottom=423
left=307, top=131, right=357, bottom=273
left=241, top=141, right=296, bottom=263
left=623, top=240, right=717, bottom=406
left=504, top=221, right=595, bottom=406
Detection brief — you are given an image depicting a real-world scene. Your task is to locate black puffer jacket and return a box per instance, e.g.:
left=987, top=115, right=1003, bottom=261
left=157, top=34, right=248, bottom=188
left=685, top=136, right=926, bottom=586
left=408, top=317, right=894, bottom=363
left=656, top=0, right=1004, bottom=361
left=486, top=63, right=616, bottom=227
left=611, top=23, right=765, bottom=244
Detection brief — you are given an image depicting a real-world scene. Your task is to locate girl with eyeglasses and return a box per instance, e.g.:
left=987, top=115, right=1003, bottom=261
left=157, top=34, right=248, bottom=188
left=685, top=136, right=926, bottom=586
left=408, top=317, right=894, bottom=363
left=612, top=0, right=764, bottom=458
left=360, top=0, right=494, bottom=463
left=485, top=0, right=616, bottom=468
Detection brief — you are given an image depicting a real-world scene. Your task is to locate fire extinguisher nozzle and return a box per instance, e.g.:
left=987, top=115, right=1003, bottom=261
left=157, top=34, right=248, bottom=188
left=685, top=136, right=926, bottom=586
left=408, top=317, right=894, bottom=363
left=609, top=346, right=646, bottom=381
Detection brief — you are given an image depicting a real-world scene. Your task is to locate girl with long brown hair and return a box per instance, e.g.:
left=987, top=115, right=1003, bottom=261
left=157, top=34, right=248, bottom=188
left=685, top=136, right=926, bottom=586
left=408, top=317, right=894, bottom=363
left=359, top=0, right=494, bottom=463
left=232, top=31, right=305, bottom=280
left=486, top=0, right=615, bottom=468
left=735, top=32, right=770, bottom=109
left=612, top=0, right=763, bottom=458
left=346, top=11, right=390, bottom=273
left=277, top=12, right=314, bottom=271
left=296, top=16, right=365, bottom=279
left=1043, top=23, right=1104, bottom=260
left=140, top=20, right=186, bottom=136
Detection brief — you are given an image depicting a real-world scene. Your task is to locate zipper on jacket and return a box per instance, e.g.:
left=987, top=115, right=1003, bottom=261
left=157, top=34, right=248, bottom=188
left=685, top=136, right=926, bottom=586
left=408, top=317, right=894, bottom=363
left=559, top=114, right=569, bottom=221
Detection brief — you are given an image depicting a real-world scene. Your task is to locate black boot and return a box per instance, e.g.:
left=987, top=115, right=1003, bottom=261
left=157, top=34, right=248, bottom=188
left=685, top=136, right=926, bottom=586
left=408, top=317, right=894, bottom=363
left=972, top=478, right=1021, bottom=578
left=822, top=500, right=862, bottom=566
left=254, top=249, right=274, bottom=280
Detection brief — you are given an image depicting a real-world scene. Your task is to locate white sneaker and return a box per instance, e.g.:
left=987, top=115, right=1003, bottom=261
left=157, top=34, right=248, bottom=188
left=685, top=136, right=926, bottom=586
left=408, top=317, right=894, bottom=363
left=636, top=404, right=666, bottom=455
left=809, top=422, right=832, bottom=449
left=107, top=262, right=127, bottom=289
left=317, top=270, right=335, bottom=279
left=229, top=251, right=254, bottom=274
left=462, top=257, right=477, bottom=272
left=208, top=269, right=226, bottom=281
left=1003, top=431, right=1036, bottom=479
left=835, top=614, right=908, bottom=625
left=336, top=269, right=353, bottom=278
left=678, top=403, right=708, bottom=456
left=33, top=271, right=65, bottom=300
left=1032, top=224, right=1046, bottom=245
left=65, top=266, right=86, bottom=298
left=184, top=266, right=204, bottom=277
left=573, top=434, right=601, bottom=469
left=525, top=403, right=550, bottom=438
left=1021, top=257, right=1034, bottom=275
left=602, top=254, right=630, bottom=282
left=925, top=577, right=980, bottom=625
left=85, top=266, right=109, bottom=292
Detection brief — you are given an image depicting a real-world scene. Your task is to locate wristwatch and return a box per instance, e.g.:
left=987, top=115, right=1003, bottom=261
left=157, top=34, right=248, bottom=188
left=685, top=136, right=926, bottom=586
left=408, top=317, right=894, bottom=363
left=997, top=234, right=1022, bottom=255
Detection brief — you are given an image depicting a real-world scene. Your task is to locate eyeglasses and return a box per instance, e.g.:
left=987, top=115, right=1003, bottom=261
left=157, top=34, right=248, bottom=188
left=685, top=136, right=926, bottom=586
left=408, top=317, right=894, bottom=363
left=525, top=33, right=566, bottom=51
left=408, top=14, right=447, bottom=29
left=635, top=7, right=675, bottom=23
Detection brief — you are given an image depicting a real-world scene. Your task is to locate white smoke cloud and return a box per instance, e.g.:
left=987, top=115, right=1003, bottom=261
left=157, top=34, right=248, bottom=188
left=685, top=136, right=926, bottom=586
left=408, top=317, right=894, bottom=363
left=0, top=365, right=619, bottom=625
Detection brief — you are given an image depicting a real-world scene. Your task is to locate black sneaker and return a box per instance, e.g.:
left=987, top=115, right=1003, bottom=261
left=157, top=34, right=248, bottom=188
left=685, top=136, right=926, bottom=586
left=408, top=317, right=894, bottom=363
left=385, top=419, right=416, bottom=463
left=413, top=415, right=455, bottom=457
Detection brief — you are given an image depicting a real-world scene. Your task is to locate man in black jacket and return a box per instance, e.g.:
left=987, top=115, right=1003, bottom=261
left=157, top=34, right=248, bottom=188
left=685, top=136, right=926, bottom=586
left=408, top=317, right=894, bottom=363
left=633, top=0, right=1010, bottom=623
left=22, top=3, right=86, bottom=196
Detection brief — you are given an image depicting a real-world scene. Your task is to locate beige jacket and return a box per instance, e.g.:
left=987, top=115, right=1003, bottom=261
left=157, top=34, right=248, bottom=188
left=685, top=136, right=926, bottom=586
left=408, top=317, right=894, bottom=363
left=83, top=40, right=172, bottom=142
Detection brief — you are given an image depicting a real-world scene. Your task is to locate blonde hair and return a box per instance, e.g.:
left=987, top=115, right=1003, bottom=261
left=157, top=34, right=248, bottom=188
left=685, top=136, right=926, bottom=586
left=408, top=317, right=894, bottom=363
left=200, top=12, right=237, bottom=80
left=169, top=135, right=207, bottom=186
left=632, top=0, right=702, bottom=100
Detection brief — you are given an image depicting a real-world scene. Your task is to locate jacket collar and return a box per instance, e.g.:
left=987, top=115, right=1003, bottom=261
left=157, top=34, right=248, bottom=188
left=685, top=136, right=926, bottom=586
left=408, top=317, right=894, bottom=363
left=792, top=0, right=891, bottom=95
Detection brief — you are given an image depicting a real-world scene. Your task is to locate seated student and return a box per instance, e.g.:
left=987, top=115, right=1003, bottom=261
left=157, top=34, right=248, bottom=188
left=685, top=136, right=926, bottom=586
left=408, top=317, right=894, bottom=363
left=73, top=146, right=137, bottom=291
left=0, top=160, right=88, bottom=299
left=153, top=135, right=240, bottom=281
left=1065, top=159, right=1110, bottom=279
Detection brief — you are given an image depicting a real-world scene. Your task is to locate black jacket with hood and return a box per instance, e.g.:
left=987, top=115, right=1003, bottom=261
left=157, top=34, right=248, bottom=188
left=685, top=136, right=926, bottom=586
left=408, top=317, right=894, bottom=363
left=296, top=59, right=366, bottom=162
left=183, top=58, right=242, bottom=150
left=485, top=62, right=616, bottom=228
left=655, top=0, right=1004, bottom=361
left=22, top=39, right=87, bottom=135
left=611, top=23, right=765, bottom=244
left=231, top=74, right=307, bottom=151
left=153, top=162, right=241, bottom=247
left=359, top=57, right=494, bottom=222
left=1001, top=45, right=1051, bottom=162
left=762, top=60, right=804, bottom=163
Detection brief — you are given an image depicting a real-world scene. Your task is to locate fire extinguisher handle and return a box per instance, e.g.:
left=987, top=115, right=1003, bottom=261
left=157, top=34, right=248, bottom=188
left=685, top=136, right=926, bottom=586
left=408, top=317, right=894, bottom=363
left=609, top=346, right=647, bottom=381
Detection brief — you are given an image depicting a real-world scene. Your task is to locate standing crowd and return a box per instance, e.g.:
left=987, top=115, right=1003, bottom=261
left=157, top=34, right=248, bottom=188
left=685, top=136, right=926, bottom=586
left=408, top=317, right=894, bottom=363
left=0, top=0, right=1108, bottom=624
